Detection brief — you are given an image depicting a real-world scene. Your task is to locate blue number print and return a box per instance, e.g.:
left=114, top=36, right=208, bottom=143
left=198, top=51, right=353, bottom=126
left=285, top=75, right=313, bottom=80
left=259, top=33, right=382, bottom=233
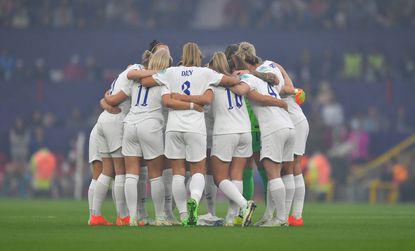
left=135, top=85, right=149, bottom=107
left=109, top=77, right=118, bottom=94
left=267, top=84, right=277, bottom=97
left=226, top=88, right=234, bottom=110
left=181, top=81, right=191, bottom=95
left=226, top=88, right=243, bottom=110
left=235, top=94, right=243, bottom=108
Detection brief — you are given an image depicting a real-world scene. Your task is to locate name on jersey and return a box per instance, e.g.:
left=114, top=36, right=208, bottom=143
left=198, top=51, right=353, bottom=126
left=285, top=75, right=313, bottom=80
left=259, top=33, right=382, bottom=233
left=181, top=70, right=193, bottom=76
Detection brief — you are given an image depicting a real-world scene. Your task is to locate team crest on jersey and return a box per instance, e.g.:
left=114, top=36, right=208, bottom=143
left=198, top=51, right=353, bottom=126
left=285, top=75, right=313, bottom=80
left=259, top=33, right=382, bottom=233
left=269, top=63, right=276, bottom=68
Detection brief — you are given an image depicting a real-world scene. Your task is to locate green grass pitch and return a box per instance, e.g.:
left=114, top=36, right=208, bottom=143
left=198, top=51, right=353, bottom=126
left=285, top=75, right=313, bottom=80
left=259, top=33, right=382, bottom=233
left=0, top=199, right=414, bottom=251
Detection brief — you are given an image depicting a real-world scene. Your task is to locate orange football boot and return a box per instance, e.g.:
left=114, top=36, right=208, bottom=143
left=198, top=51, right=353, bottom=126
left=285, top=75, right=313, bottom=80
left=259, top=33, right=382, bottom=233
left=116, top=216, right=130, bottom=226
left=89, top=215, right=113, bottom=226
left=288, top=216, right=304, bottom=226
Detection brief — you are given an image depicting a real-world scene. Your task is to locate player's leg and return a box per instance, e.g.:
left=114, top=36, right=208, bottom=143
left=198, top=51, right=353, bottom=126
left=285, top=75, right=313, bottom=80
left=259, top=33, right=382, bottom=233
left=185, top=132, right=208, bottom=226
left=261, top=158, right=286, bottom=226
left=281, top=162, right=295, bottom=222
left=90, top=156, right=114, bottom=225
left=205, top=149, right=217, bottom=216
left=88, top=160, right=102, bottom=222
left=113, top=153, right=129, bottom=225
left=124, top=156, right=140, bottom=226
left=171, top=159, right=187, bottom=224
left=230, top=157, right=256, bottom=227
left=137, top=165, right=152, bottom=224
left=162, top=159, right=178, bottom=224
left=211, top=155, right=235, bottom=225
left=147, top=156, right=171, bottom=226
left=165, top=131, right=188, bottom=224
left=290, top=120, right=309, bottom=226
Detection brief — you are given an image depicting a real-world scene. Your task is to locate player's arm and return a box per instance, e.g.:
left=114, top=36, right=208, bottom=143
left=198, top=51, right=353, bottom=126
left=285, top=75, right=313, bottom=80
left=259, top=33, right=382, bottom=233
left=170, top=89, right=214, bottom=106
left=276, top=64, right=296, bottom=95
left=127, top=69, right=159, bottom=81
left=140, top=76, right=159, bottom=88
left=104, top=90, right=128, bottom=106
left=251, top=71, right=279, bottom=86
left=247, top=90, right=288, bottom=111
left=230, top=82, right=251, bottom=96
left=100, top=98, right=121, bottom=114
left=219, top=75, right=240, bottom=87
left=162, top=94, right=203, bottom=112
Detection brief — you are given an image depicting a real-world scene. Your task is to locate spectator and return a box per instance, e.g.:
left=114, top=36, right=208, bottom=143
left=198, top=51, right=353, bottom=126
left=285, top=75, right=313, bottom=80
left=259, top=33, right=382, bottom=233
left=347, top=115, right=370, bottom=161
left=63, top=55, right=86, bottom=81
left=342, top=48, right=363, bottom=79
left=362, top=106, right=389, bottom=133
left=9, top=118, right=30, bottom=163
left=0, top=49, right=16, bottom=81
left=321, top=95, right=344, bottom=128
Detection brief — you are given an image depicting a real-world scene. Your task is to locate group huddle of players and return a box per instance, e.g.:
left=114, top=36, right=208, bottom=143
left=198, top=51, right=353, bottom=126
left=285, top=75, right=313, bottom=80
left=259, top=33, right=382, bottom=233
left=87, top=40, right=309, bottom=227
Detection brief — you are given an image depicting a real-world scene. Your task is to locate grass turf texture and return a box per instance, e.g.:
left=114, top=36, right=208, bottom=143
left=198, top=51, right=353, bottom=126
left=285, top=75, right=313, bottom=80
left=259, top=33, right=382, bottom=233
left=0, top=200, right=414, bottom=251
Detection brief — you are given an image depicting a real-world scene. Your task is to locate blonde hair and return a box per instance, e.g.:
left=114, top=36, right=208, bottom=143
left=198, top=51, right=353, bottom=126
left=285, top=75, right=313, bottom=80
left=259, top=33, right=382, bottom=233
left=209, top=52, right=231, bottom=75
left=181, top=42, right=203, bottom=67
left=237, top=42, right=256, bottom=57
left=236, top=41, right=261, bottom=66
left=148, top=49, right=172, bottom=70
left=142, top=50, right=153, bottom=69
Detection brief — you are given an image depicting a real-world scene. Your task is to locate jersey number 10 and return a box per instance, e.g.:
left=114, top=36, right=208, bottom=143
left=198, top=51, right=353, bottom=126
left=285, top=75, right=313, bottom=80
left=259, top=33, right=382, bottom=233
left=226, top=88, right=243, bottom=110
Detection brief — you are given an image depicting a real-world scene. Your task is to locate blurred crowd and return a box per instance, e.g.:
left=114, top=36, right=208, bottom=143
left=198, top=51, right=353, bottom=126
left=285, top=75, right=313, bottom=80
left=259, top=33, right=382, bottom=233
left=1, top=0, right=414, bottom=201
left=1, top=0, right=414, bottom=30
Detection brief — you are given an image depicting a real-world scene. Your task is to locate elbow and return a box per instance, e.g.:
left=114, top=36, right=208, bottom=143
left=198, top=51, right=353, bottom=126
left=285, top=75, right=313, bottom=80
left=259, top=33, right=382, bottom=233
left=104, top=97, right=117, bottom=106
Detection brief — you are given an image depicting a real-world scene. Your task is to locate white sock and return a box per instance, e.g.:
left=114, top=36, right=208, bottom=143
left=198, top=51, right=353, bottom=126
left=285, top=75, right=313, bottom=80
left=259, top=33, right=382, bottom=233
left=162, top=168, right=174, bottom=217
left=292, top=174, right=306, bottom=219
left=114, top=175, right=128, bottom=218
left=111, top=179, right=116, bottom=214
left=226, top=180, right=243, bottom=218
left=189, top=173, right=205, bottom=203
left=219, top=179, right=247, bottom=209
left=205, top=175, right=217, bottom=215
left=88, top=179, right=96, bottom=217
left=150, top=176, right=166, bottom=219
left=137, top=166, right=148, bottom=218
left=172, top=175, right=187, bottom=215
left=92, top=174, right=112, bottom=216
left=282, top=174, right=295, bottom=220
left=263, top=185, right=275, bottom=219
left=124, top=174, right=138, bottom=219
left=269, top=178, right=286, bottom=222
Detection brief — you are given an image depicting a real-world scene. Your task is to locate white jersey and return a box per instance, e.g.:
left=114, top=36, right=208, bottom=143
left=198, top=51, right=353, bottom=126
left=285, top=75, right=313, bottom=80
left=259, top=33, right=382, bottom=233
left=282, top=95, right=307, bottom=125
left=211, top=86, right=250, bottom=135
left=153, top=66, right=223, bottom=135
left=256, top=60, right=285, bottom=93
left=258, top=60, right=307, bottom=125
left=124, top=66, right=164, bottom=125
left=97, top=64, right=140, bottom=123
left=241, top=73, right=294, bottom=136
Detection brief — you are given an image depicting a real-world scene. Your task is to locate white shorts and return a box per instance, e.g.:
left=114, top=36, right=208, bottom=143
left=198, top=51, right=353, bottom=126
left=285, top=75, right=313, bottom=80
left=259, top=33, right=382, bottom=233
left=260, top=128, right=295, bottom=163
left=165, top=131, right=206, bottom=162
left=211, top=133, right=252, bottom=162
left=122, top=119, right=164, bottom=160
left=88, top=124, right=101, bottom=163
left=293, top=119, right=309, bottom=156
left=96, top=120, right=124, bottom=156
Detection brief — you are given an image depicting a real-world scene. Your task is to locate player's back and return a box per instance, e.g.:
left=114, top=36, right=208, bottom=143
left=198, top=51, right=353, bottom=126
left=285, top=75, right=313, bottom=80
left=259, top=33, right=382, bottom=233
left=241, top=73, right=293, bottom=136
left=154, top=66, right=223, bottom=135
left=211, top=86, right=250, bottom=135
left=98, top=65, right=138, bottom=123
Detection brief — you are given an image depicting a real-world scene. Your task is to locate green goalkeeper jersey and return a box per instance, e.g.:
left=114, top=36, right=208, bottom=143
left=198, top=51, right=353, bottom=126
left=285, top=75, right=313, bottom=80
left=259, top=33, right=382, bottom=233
left=245, top=98, right=260, bottom=133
